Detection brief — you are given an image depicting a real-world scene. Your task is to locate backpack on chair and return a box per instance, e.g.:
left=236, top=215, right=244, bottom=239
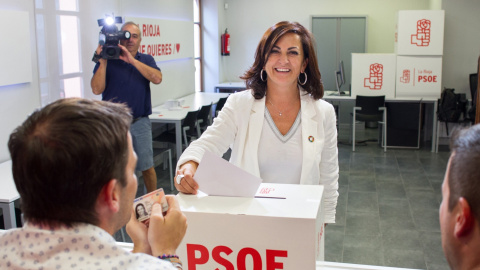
left=437, top=88, right=467, bottom=135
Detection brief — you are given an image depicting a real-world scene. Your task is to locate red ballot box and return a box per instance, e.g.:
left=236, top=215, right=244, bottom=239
left=176, top=183, right=325, bottom=270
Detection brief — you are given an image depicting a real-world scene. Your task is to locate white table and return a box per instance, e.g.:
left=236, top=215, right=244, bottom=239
left=149, top=92, right=230, bottom=161
left=323, top=92, right=438, bottom=152
left=0, top=160, right=20, bottom=229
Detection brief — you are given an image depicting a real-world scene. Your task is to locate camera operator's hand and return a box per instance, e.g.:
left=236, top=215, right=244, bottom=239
left=118, top=44, right=136, bottom=65
left=95, top=44, right=106, bottom=65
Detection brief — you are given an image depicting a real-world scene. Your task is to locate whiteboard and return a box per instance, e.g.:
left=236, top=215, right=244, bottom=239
left=0, top=10, right=32, bottom=86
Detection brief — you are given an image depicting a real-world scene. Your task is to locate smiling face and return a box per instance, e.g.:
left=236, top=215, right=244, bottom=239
left=121, top=23, right=141, bottom=56
left=264, top=33, right=308, bottom=90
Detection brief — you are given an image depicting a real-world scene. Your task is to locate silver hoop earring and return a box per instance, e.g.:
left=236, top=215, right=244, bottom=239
left=298, top=72, right=307, bottom=85
left=260, top=69, right=267, bottom=82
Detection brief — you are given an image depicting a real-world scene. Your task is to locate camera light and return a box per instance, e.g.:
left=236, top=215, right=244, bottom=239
left=105, top=16, right=114, bottom=25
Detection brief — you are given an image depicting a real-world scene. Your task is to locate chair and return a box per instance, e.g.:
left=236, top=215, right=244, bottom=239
left=351, top=95, right=387, bottom=152
left=152, top=142, right=174, bottom=190
left=155, top=110, right=201, bottom=151
left=197, top=103, right=213, bottom=132
left=215, top=97, right=228, bottom=117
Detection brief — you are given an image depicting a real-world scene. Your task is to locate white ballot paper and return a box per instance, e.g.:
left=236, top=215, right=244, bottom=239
left=194, top=151, right=262, bottom=197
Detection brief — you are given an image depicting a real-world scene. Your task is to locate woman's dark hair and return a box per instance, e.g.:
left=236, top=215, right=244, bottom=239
left=135, top=203, right=147, bottom=219
left=240, top=21, right=324, bottom=100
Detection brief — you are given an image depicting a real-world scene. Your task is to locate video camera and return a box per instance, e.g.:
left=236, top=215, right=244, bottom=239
left=97, top=14, right=131, bottom=59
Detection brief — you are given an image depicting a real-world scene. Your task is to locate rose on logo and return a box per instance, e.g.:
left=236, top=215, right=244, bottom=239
left=370, top=63, right=383, bottom=74
left=418, top=19, right=431, bottom=30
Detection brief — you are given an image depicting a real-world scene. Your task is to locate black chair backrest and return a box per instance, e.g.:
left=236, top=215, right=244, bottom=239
left=197, top=103, right=213, bottom=125
left=356, top=95, right=385, bottom=115
left=215, top=97, right=228, bottom=114
left=470, top=73, right=478, bottom=103
left=182, top=110, right=199, bottom=133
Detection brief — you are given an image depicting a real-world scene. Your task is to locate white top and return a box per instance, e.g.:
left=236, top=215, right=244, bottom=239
left=177, top=89, right=339, bottom=223
left=0, top=223, right=176, bottom=270
left=258, top=108, right=302, bottom=184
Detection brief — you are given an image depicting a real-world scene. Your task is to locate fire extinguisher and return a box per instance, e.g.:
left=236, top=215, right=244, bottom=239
left=221, top=28, right=230, bottom=56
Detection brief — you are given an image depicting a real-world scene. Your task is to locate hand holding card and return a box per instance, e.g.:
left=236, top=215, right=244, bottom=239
left=133, top=188, right=169, bottom=223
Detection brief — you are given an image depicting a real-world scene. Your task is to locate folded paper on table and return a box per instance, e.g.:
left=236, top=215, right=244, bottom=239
left=194, top=151, right=262, bottom=197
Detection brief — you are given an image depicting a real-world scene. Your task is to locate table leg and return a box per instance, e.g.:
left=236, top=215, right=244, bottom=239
left=175, top=121, right=182, bottom=162
left=0, top=202, right=17, bottom=229
left=432, top=100, right=438, bottom=153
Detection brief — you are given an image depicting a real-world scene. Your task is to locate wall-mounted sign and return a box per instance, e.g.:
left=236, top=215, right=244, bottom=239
left=125, top=17, right=194, bottom=62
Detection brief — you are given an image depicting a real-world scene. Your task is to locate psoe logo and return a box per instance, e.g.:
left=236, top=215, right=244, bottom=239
left=411, top=19, right=431, bottom=47
left=400, top=69, right=410, bottom=84
left=364, top=63, right=383, bottom=90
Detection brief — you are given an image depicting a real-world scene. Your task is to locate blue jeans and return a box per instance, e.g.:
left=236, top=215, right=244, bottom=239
left=130, top=117, right=154, bottom=171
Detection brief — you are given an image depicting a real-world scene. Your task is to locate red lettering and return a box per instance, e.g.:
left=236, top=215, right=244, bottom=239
left=142, top=24, right=146, bottom=36
left=418, top=75, right=438, bottom=83
left=187, top=244, right=209, bottom=270
left=212, top=246, right=234, bottom=270
left=140, top=45, right=145, bottom=53
left=237, top=248, right=262, bottom=270
left=266, top=249, right=287, bottom=270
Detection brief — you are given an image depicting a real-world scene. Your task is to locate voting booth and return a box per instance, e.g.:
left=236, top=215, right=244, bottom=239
left=351, top=53, right=397, bottom=98
left=395, top=10, right=445, bottom=56
left=176, top=183, right=325, bottom=270
left=395, top=55, right=443, bottom=98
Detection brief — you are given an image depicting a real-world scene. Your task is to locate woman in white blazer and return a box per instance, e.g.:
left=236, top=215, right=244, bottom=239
left=175, top=21, right=339, bottom=223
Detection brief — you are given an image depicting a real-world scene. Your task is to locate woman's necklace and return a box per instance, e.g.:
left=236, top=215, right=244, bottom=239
left=267, top=99, right=284, bottom=116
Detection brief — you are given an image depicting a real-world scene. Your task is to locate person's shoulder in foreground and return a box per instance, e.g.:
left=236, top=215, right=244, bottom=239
left=1, top=98, right=186, bottom=269
left=439, top=123, right=480, bottom=270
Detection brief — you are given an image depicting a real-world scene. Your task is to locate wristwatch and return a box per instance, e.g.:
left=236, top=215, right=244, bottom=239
left=92, top=51, right=102, bottom=63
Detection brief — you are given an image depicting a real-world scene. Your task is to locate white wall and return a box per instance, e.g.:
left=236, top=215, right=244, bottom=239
left=209, top=0, right=430, bottom=88
left=204, top=0, right=480, bottom=98
left=202, top=0, right=223, bottom=93
left=117, top=0, right=195, bottom=104
left=0, top=0, right=41, bottom=162
left=442, top=0, right=480, bottom=98
left=0, top=0, right=194, bottom=161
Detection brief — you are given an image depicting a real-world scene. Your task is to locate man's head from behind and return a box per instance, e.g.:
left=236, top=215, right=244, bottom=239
left=8, top=98, right=132, bottom=227
left=440, top=124, right=480, bottom=269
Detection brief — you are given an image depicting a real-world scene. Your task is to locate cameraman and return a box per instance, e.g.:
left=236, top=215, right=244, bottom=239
left=91, top=21, right=163, bottom=193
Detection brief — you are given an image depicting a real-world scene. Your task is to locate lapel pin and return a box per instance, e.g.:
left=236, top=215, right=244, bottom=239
left=308, top=136, right=314, bottom=142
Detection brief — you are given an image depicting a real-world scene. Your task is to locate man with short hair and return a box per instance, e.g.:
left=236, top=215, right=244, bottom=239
left=0, top=98, right=186, bottom=269
left=439, top=124, right=480, bottom=270
left=91, top=21, right=162, bottom=193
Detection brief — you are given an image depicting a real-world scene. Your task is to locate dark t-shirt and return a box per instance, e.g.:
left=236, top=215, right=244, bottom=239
left=93, top=53, right=160, bottom=118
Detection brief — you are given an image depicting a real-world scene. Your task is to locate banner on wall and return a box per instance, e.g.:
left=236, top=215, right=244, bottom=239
left=125, top=17, right=194, bottom=62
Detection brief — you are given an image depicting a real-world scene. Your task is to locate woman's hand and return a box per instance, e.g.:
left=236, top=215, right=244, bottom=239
left=174, top=161, right=200, bottom=194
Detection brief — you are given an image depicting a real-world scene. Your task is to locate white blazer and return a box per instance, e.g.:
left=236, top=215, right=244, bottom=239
left=177, top=89, right=339, bottom=223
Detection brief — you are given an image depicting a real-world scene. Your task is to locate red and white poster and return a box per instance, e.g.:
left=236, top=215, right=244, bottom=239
left=395, top=55, right=443, bottom=98
left=125, top=17, right=194, bottom=62
left=351, top=54, right=396, bottom=98
left=395, top=10, right=445, bottom=56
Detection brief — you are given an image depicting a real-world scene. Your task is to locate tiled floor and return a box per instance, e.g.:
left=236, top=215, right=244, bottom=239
left=125, top=126, right=452, bottom=270
left=325, top=127, right=451, bottom=270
